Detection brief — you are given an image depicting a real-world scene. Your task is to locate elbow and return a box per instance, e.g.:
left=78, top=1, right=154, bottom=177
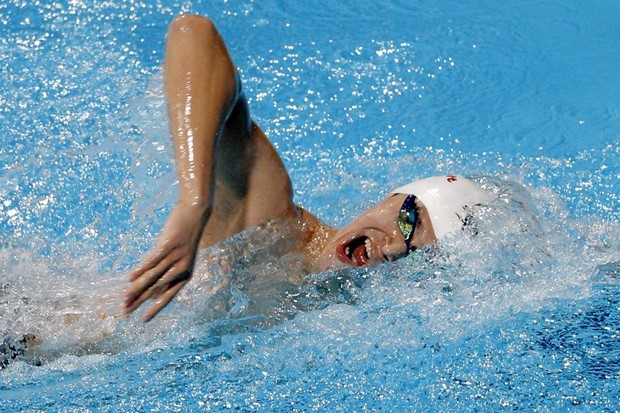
left=167, top=14, right=218, bottom=40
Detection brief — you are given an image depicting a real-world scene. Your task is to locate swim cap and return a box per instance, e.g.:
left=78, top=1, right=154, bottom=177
left=391, top=175, right=490, bottom=239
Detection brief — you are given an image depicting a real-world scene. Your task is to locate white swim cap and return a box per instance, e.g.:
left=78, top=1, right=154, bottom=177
left=391, top=175, right=490, bottom=239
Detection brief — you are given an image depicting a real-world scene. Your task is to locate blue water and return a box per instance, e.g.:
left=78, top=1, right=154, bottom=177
left=1, top=0, right=619, bottom=411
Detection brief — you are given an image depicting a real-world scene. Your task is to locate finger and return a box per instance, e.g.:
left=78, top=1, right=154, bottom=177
left=142, top=279, right=189, bottom=322
left=125, top=265, right=188, bottom=315
left=123, top=284, right=158, bottom=314
left=150, top=261, right=192, bottom=297
left=124, top=253, right=179, bottom=306
left=128, top=240, right=175, bottom=282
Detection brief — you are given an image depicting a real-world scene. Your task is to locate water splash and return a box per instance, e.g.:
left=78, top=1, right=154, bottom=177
left=1, top=0, right=619, bottom=411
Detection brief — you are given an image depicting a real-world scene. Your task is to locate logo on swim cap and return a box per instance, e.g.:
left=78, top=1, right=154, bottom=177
left=391, top=175, right=490, bottom=238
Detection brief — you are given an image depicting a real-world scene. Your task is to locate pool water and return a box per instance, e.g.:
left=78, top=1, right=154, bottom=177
left=1, top=0, right=619, bottom=411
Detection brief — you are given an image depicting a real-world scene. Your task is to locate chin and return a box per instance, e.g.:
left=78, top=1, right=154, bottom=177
left=316, top=252, right=342, bottom=271
left=316, top=248, right=349, bottom=271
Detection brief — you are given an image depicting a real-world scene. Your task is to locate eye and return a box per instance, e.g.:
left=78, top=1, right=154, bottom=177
left=398, top=210, right=414, bottom=237
left=404, top=210, right=416, bottom=225
left=396, top=195, right=419, bottom=247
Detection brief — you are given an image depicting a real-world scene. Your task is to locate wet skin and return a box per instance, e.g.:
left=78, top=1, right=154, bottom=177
left=124, top=15, right=437, bottom=322
left=317, top=194, right=437, bottom=270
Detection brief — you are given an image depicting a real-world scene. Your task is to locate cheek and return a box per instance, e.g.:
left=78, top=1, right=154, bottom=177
left=383, top=235, right=408, bottom=258
left=411, top=223, right=437, bottom=247
left=380, top=215, right=401, bottom=238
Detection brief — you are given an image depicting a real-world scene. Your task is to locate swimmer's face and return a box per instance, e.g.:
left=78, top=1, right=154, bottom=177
left=317, top=194, right=436, bottom=270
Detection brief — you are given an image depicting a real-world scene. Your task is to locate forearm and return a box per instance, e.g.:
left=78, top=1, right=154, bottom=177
left=125, top=16, right=258, bottom=321
left=164, top=15, right=238, bottom=210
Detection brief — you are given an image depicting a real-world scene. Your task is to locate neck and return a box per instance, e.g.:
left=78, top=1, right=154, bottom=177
left=293, top=207, right=337, bottom=270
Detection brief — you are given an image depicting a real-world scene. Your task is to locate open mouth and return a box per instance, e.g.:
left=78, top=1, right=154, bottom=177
left=337, top=236, right=372, bottom=267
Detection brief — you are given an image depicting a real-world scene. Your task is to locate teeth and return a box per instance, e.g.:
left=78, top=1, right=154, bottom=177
left=345, top=246, right=350, bottom=257
left=365, top=238, right=372, bottom=256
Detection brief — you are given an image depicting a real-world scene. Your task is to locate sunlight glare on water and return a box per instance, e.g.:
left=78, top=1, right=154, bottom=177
left=0, top=0, right=619, bottom=411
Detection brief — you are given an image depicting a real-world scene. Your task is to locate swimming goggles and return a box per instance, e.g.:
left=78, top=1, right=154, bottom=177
left=397, top=195, right=418, bottom=253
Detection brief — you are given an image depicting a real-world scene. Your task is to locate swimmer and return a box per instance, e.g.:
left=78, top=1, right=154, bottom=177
left=124, top=15, right=490, bottom=322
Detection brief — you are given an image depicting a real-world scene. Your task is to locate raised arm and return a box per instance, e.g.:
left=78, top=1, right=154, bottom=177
left=124, top=15, right=295, bottom=321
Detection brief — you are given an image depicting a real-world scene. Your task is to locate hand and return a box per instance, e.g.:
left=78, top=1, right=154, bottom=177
left=124, top=202, right=209, bottom=322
